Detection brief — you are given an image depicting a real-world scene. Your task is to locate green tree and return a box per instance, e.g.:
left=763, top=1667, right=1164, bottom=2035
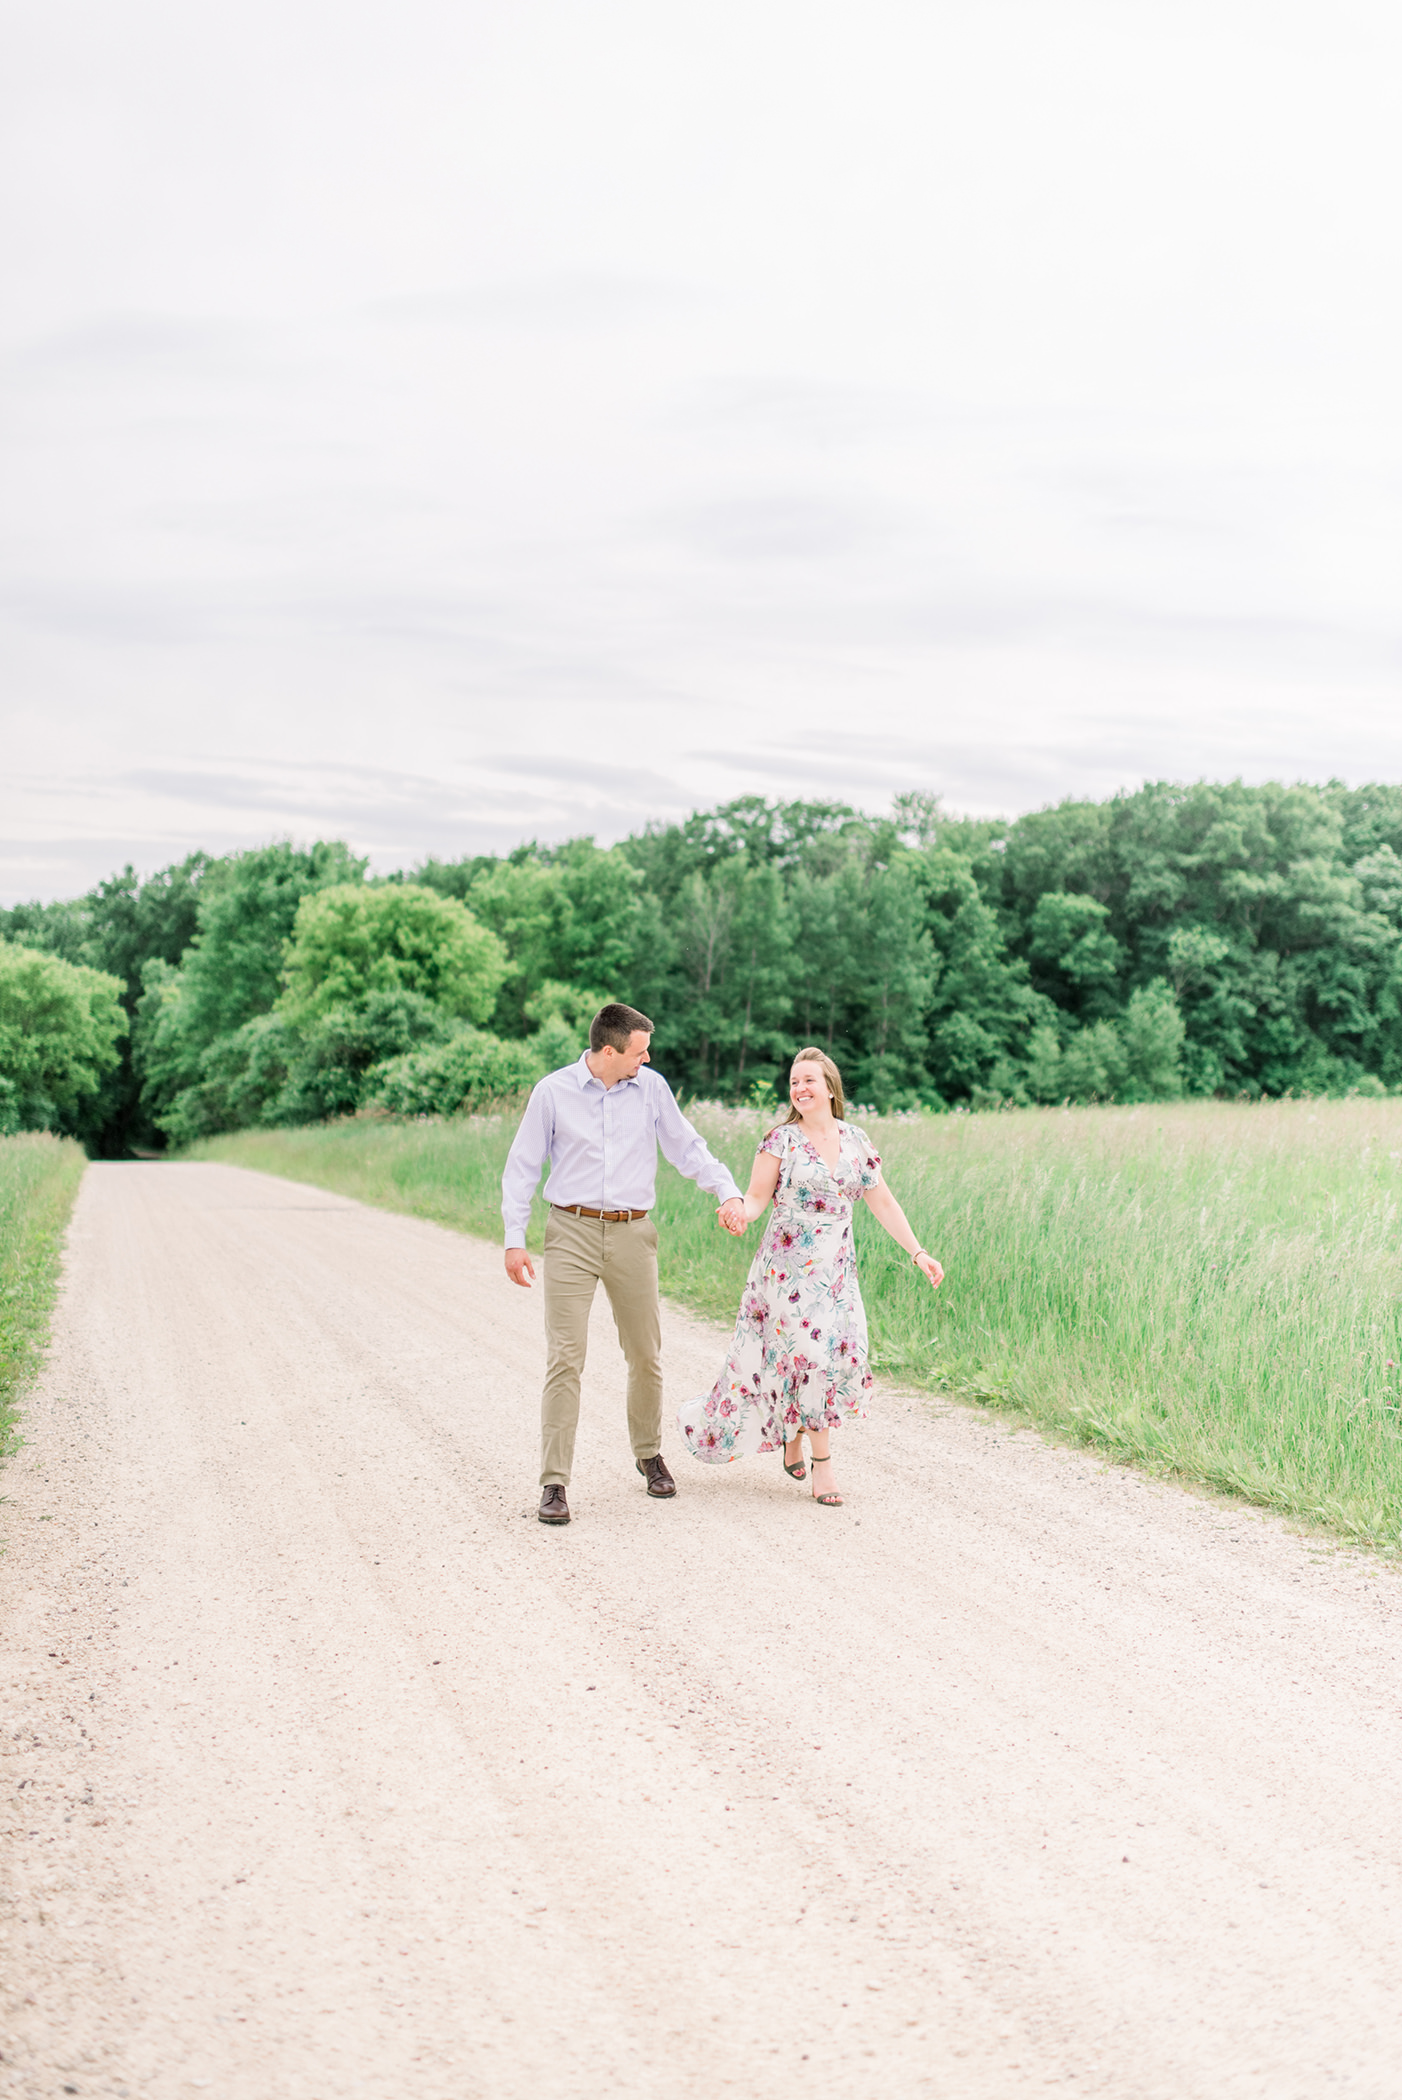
left=0, top=942, right=126, bottom=1135
left=789, top=862, right=865, bottom=1052
left=1, top=854, right=209, bottom=1152
left=135, top=841, right=365, bottom=1137
left=917, top=848, right=1051, bottom=1104
left=280, top=883, right=507, bottom=1025
left=522, top=980, right=611, bottom=1034
left=848, top=859, right=934, bottom=1106
left=465, top=841, right=647, bottom=1035
left=366, top=1027, right=569, bottom=1118
left=273, top=990, right=461, bottom=1123
left=1119, top=980, right=1186, bottom=1099
left=0, top=896, right=91, bottom=966
left=151, top=1010, right=297, bottom=1149
left=1059, top=1022, right=1128, bottom=1102
left=990, top=778, right=1402, bottom=1097
left=1026, top=892, right=1123, bottom=1020
left=400, top=853, right=501, bottom=904
left=660, top=861, right=796, bottom=1092
left=724, top=862, right=797, bottom=1089
left=620, top=796, right=861, bottom=897
left=152, top=990, right=475, bottom=1146
left=170, top=842, right=365, bottom=1047
left=24, top=778, right=1402, bottom=1137
left=1023, top=1025, right=1066, bottom=1104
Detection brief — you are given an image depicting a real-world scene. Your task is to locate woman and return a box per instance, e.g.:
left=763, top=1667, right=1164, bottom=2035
left=677, top=1048, right=944, bottom=1505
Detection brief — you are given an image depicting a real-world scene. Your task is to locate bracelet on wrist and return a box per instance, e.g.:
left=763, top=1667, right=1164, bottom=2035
left=910, top=1246, right=925, bottom=1265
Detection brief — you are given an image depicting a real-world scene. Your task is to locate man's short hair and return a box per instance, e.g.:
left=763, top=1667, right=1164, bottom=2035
left=590, top=1002, right=654, bottom=1053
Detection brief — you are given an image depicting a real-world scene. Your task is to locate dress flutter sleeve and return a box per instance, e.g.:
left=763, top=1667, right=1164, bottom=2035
left=848, top=1126, right=883, bottom=1188
left=758, top=1124, right=791, bottom=1160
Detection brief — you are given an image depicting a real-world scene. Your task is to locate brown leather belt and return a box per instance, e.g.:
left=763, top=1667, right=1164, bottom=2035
left=551, top=1204, right=649, bottom=1222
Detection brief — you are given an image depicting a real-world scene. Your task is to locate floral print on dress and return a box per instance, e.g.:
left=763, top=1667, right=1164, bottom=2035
left=677, top=1122, right=883, bottom=1465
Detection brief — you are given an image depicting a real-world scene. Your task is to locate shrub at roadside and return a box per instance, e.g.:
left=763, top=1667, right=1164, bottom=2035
left=150, top=1011, right=299, bottom=1148
left=152, top=991, right=457, bottom=1146
left=0, top=1132, right=86, bottom=1455
left=275, top=992, right=458, bottom=1124
left=153, top=1001, right=580, bottom=1147
left=366, top=1014, right=577, bottom=1116
left=0, top=940, right=126, bottom=1137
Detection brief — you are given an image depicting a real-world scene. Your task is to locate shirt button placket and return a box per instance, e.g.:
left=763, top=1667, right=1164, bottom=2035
left=600, top=1089, right=609, bottom=1214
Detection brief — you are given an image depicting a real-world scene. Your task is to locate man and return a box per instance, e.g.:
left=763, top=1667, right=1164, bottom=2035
left=502, top=1002, right=746, bottom=1524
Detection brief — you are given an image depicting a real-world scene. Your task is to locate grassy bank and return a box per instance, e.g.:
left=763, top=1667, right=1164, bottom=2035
left=191, top=1098, right=1402, bottom=1552
left=0, top=1134, right=86, bottom=1457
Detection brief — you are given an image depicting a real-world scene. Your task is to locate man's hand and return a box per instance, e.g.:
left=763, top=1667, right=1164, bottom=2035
left=717, top=1198, right=748, bottom=1236
left=505, top=1246, right=536, bottom=1287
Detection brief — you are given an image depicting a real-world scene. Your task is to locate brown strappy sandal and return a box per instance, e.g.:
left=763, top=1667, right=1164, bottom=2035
left=810, top=1456, right=843, bottom=1506
left=783, top=1435, right=807, bottom=1481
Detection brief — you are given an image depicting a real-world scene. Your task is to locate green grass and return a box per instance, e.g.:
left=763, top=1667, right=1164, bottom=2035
left=191, top=1097, right=1402, bottom=1553
left=0, top=1133, right=86, bottom=1458
left=186, top=1117, right=522, bottom=1243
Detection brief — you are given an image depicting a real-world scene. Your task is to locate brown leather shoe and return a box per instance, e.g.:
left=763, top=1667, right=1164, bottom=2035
left=636, top=1453, right=677, bottom=1498
left=538, top=1484, right=570, bottom=1524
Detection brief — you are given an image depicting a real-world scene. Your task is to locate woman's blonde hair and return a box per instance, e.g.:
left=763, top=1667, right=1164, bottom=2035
left=783, top=1046, right=847, bottom=1124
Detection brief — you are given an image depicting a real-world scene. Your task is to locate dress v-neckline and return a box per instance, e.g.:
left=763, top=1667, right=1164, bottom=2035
left=799, top=1124, right=844, bottom=1174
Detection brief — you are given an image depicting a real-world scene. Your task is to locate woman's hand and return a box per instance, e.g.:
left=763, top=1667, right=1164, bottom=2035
left=717, top=1199, right=748, bottom=1236
left=915, top=1251, right=944, bottom=1288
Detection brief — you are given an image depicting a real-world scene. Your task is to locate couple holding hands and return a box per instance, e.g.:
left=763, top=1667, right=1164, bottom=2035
left=502, top=1003, right=943, bottom=1525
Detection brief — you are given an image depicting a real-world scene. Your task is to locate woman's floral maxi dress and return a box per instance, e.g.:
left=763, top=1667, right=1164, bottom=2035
left=677, top=1121, right=883, bottom=1465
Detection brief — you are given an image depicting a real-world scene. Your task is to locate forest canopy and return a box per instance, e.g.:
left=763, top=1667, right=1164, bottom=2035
left=5, top=777, right=1402, bottom=1153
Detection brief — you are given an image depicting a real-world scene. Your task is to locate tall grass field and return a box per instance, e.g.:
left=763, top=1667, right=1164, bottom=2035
left=190, top=1097, right=1402, bottom=1552
left=0, top=1133, right=86, bottom=1456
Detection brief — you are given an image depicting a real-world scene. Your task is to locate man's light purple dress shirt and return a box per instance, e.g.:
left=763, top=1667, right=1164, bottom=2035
left=500, top=1054, right=742, bottom=1247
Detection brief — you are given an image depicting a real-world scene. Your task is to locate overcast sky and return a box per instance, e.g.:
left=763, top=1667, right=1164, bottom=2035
left=3, top=0, right=1400, bottom=902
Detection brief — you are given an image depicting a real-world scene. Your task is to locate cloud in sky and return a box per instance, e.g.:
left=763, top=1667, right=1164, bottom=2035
left=2, top=0, right=1401, bottom=900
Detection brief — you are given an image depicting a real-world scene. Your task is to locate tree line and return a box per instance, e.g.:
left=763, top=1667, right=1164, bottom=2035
left=4, top=777, right=1402, bottom=1153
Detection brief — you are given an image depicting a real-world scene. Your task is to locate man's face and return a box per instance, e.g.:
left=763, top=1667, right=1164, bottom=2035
left=603, top=1030, right=652, bottom=1080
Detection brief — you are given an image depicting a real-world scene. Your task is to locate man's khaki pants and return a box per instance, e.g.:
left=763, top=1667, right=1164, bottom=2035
left=540, top=1208, right=664, bottom=1486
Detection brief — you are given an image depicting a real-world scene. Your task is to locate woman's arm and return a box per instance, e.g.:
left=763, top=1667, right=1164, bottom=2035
left=740, top=1149, right=782, bottom=1222
left=715, top=1147, right=781, bottom=1235
left=862, top=1177, right=944, bottom=1287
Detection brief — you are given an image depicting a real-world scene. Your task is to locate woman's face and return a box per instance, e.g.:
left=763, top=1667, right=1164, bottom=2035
left=790, top=1061, right=832, bottom=1116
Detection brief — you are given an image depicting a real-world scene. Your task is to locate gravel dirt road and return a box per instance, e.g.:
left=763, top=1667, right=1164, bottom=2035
left=4, top=1161, right=1402, bottom=2098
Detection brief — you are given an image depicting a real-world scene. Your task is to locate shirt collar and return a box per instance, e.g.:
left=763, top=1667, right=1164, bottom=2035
left=574, top=1051, right=642, bottom=1092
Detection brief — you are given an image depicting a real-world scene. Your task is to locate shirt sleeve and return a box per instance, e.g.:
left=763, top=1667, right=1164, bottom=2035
left=652, top=1081, right=743, bottom=1204
left=849, top=1126, right=883, bottom=1189
left=501, top=1080, right=554, bottom=1246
